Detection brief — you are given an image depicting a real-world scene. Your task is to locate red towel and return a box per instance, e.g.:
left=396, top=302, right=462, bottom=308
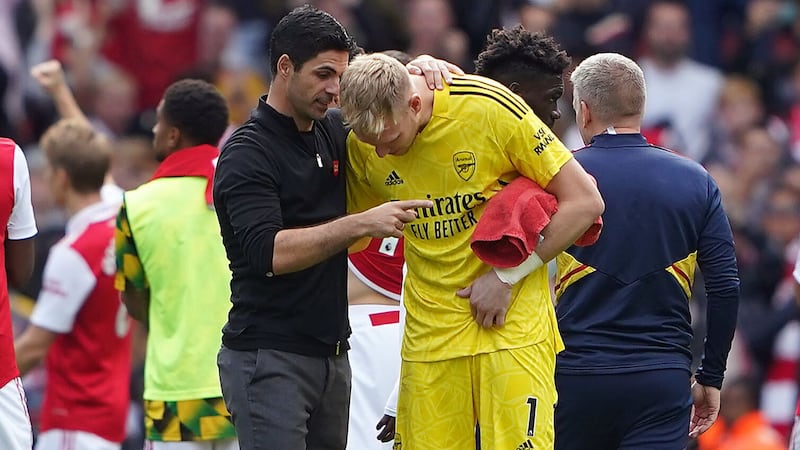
left=471, top=177, right=602, bottom=268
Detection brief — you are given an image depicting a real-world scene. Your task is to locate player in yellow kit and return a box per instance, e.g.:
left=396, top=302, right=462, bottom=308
left=339, top=53, right=604, bottom=450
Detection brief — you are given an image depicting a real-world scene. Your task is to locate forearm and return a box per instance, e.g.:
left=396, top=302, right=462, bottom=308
left=496, top=202, right=600, bottom=285
left=5, top=238, right=35, bottom=289
left=696, top=219, right=739, bottom=388
left=122, top=288, right=150, bottom=324
left=536, top=198, right=603, bottom=262
left=696, top=289, right=738, bottom=389
left=14, top=335, right=47, bottom=376
left=48, top=83, right=89, bottom=124
left=272, top=215, right=366, bottom=275
left=534, top=158, right=604, bottom=263
left=384, top=377, right=399, bottom=417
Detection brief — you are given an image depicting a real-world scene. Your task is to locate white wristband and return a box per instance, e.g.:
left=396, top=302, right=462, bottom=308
left=384, top=378, right=399, bottom=417
left=494, top=251, right=544, bottom=286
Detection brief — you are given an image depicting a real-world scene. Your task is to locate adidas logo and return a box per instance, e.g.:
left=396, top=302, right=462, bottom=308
left=516, top=439, right=534, bottom=449
left=384, top=170, right=404, bottom=185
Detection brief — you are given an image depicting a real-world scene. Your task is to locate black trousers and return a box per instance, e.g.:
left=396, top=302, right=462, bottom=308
left=218, top=346, right=351, bottom=450
left=555, top=369, right=692, bottom=450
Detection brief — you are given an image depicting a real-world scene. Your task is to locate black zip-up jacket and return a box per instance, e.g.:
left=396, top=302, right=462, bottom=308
left=213, top=97, right=351, bottom=356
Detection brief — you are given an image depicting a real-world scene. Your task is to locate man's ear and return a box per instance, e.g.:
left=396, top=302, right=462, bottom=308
left=508, top=81, right=521, bottom=94
left=166, top=126, right=181, bottom=150
left=277, top=54, right=293, bottom=78
left=54, top=167, right=70, bottom=191
left=580, top=100, right=591, bottom=129
left=409, top=93, right=422, bottom=114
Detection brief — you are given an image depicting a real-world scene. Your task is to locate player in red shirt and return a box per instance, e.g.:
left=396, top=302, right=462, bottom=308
left=14, top=119, right=131, bottom=450
left=347, top=237, right=404, bottom=449
left=0, top=137, right=37, bottom=450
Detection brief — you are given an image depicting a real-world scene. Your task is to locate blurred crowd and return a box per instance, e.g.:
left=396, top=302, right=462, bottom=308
left=5, top=0, right=800, bottom=447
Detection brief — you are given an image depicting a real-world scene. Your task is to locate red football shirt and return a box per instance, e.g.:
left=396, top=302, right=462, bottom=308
left=31, top=200, right=131, bottom=442
left=348, top=237, right=405, bottom=300
left=0, top=140, right=38, bottom=388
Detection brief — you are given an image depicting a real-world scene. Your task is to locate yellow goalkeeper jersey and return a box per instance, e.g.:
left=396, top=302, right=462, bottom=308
left=346, top=75, right=571, bottom=362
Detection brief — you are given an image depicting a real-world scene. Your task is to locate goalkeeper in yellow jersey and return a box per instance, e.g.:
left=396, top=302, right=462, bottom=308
left=340, top=53, right=604, bottom=450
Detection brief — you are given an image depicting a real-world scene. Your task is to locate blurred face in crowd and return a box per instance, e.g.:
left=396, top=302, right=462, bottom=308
left=782, top=165, right=800, bottom=193
left=645, top=2, right=690, bottom=65
left=111, top=137, right=159, bottom=191
left=514, top=74, right=565, bottom=128
left=737, top=128, right=782, bottom=180
left=762, top=187, right=800, bottom=246
left=93, top=70, right=137, bottom=136
left=408, top=0, right=453, bottom=39
left=720, top=382, right=755, bottom=425
left=718, top=77, right=764, bottom=135
left=519, top=5, right=556, bottom=33
left=284, top=50, right=349, bottom=128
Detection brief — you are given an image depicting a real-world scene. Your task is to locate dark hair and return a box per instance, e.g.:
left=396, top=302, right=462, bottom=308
left=162, top=79, right=229, bottom=146
left=474, top=26, right=570, bottom=82
left=382, top=50, right=413, bottom=66
left=269, top=5, right=357, bottom=76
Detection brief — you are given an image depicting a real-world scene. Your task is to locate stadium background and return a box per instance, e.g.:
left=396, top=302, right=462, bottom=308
left=3, top=0, right=800, bottom=448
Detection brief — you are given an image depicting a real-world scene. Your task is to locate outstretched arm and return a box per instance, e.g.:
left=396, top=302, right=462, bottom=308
left=272, top=200, right=431, bottom=275
left=31, top=60, right=117, bottom=187
left=31, top=60, right=90, bottom=126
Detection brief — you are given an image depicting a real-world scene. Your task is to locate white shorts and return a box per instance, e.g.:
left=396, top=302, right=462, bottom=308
left=36, top=429, right=120, bottom=450
left=0, top=377, right=32, bottom=450
left=347, top=304, right=402, bottom=450
left=144, top=439, right=239, bottom=450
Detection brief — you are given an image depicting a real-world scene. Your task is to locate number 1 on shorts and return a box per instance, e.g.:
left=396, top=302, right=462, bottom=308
left=526, top=396, right=537, bottom=437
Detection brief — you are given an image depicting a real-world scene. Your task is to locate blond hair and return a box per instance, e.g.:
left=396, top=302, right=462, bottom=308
left=340, top=53, right=412, bottom=141
left=571, top=53, right=646, bottom=123
left=40, top=118, right=111, bottom=193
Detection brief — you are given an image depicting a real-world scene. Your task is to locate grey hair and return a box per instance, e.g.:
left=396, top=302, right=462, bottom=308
left=570, top=53, right=646, bottom=122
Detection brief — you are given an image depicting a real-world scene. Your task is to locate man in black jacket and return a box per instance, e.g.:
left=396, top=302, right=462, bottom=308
left=213, top=6, right=454, bottom=450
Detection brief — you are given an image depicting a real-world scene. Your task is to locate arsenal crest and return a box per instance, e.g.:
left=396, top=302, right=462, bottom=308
left=453, top=151, right=476, bottom=181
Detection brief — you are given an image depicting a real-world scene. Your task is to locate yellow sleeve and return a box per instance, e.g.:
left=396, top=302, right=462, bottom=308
left=504, top=112, right=573, bottom=188
left=346, top=131, right=384, bottom=214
